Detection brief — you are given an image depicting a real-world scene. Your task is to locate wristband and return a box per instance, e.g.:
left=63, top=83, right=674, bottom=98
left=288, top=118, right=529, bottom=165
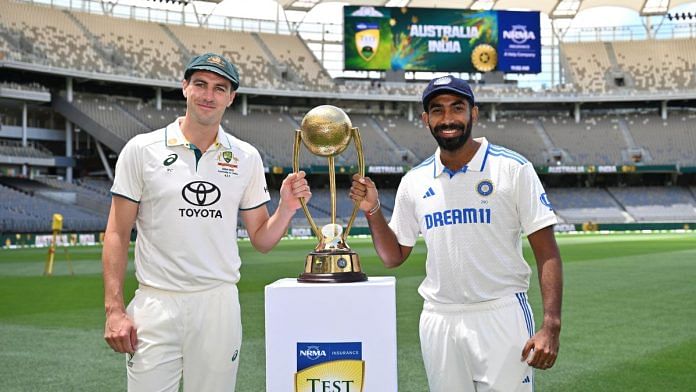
left=367, top=199, right=381, bottom=216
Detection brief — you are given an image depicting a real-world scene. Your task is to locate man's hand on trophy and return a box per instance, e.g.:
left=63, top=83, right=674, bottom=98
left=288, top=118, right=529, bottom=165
left=350, top=174, right=380, bottom=214
left=280, top=171, right=312, bottom=212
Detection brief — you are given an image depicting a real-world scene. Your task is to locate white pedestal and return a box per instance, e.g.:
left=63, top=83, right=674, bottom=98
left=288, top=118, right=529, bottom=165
left=265, top=276, right=397, bottom=392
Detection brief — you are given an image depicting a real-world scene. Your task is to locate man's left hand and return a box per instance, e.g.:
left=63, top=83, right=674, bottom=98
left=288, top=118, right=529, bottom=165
left=521, top=324, right=560, bottom=370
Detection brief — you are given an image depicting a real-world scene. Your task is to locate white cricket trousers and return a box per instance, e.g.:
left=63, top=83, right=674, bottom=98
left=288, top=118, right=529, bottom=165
left=419, top=292, right=535, bottom=392
left=125, top=283, right=242, bottom=392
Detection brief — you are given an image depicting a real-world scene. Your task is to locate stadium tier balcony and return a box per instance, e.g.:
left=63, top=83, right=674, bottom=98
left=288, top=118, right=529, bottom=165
left=0, top=1, right=110, bottom=72
left=0, top=139, right=53, bottom=159
left=71, top=11, right=183, bottom=80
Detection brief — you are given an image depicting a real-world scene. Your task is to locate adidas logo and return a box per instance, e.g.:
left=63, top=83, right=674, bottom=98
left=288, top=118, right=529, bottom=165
left=522, top=376, right=531, bottom=384
left=423, top=187, right=435, bottom=199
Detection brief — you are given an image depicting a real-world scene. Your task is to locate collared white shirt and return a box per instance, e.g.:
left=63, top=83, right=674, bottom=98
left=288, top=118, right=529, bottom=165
left=111, top=119, right=270, bottom=291
left=389, top=137, right=557, bottom=304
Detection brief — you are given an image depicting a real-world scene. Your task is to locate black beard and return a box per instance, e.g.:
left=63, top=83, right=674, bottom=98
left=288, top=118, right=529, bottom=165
left=430, top=120, right=472, bottom=151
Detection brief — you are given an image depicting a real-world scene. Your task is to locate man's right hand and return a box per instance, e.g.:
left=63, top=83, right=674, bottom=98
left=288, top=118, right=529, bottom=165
left=104, top=310, right=138, bottom=354
left=350, top=174, right=379, bottom=214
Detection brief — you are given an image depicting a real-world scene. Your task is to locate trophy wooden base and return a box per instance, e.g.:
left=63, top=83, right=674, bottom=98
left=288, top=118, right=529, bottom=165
left=298, top=250, right=367, bottom=283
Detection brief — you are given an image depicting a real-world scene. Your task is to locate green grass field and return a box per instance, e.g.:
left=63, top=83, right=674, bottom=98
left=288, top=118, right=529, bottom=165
left=1, top=232, right=695, bottom=391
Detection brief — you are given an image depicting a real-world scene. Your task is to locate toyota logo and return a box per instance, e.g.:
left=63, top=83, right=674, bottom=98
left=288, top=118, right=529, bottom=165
left=182, top=181, right=221, bottom=206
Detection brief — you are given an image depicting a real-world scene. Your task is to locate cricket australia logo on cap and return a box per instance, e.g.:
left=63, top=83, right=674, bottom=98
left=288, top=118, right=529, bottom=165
left=477, top=180, right=494, bottom=196
left=433, top=76, right=452, bottom=86
left=207, top=56, right=223, bottom=66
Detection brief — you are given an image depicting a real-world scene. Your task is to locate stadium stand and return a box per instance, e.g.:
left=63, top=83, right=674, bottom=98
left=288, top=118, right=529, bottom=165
left=560, top=41, right=614, bottom=93
left=626, top=112, right=696, bottom=165
left=546, top=188, right=628, bottom=224
left=70, top=10, right=183, bottom=80
left=0, top=180, right=107, bottom=233
left=257, top=32, right=335, bottom=91
left=35, top=176, right=111, bottom=217
left=349, top=114, right=412, bottom=166
left=0, top=1, right=107, bottom=71
left=168, top=24, right=278, bottom=88
left=0, top=139, right=53, bottom=159
left=116, top=99, right=185, bottom=131
left=476, top=116, right=549, bottom=165
left=372, top=114, right=432, bottom=162
left=542, top=114, right=629, bottom=165
left=223, top=109, right=324, bottom=167
left=70, top=93, right=149, bottom=144
left=561, top=39, right=696, bottom=93
left=612, top=39, right=696, bottom=91
left=608, top=186, right=696, bottom=222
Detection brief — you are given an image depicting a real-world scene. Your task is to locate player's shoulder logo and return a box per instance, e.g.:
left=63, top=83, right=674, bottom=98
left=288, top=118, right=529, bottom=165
left=477, top=180, right=494, bottom=196
left=540, top=192, right=553, bottom=211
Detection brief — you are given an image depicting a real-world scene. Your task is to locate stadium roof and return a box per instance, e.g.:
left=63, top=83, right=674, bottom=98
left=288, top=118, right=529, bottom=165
left=277, top=0, right=694, bottom=18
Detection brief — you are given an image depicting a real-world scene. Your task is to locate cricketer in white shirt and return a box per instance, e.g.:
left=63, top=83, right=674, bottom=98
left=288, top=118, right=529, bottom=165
left=350, top=75, right=563, bottom=392
left=111, top=119, right=270, bottom=291
left=389, top=137, right=557, bottom=305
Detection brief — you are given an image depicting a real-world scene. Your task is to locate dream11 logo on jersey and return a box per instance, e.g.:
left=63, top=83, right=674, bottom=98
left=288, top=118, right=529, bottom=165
left=180, top=181, right=223, bottom=219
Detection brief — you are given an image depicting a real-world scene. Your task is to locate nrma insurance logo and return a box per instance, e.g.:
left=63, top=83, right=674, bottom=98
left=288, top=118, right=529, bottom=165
left=296, top=342, right=364, bottom=392
left=502, top=25, right=536, bottom=44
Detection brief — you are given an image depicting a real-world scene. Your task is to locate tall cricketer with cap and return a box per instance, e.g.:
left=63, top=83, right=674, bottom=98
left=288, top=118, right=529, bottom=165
left=103, top=52, right=312, bottom=391
left=350, top=74, right=563, bottom=391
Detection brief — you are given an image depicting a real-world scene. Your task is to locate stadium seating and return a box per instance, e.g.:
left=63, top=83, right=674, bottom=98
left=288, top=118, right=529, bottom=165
left=168, top=24, right=278, bottom=88
left=0, top=139, right=53, bottom=159
left=613, top=39, right=696, bottom=91
left=70, top=11, right=183, bottom=80
left=546, top=188, right=628, bottom=223
left=562, top=39, right=696, bottom=93
left=71, top=93, right=149, bottom=143
left=0, top=181, right=107, bottom=233
left=625, top=112, right=696, bottom=165
left=257, top=32, right=335, bottom=91
left=560, top=41, right=613, bottom=93
left=36, top=176, right=111, bottom=217
left=372, top=114, right=433, bottom=162
left=541, top=114, right=628, bottom=164
left=608, top=186, right=696, bottom=222
left=223, top=109, right=324, bottom=167
left=476, top=116, right=548, bottom=165
left=0, top=1, right=108, bottom=72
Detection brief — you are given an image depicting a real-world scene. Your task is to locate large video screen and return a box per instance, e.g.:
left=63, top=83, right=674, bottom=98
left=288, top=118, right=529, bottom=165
left=344, top=6, right=541, bottom=73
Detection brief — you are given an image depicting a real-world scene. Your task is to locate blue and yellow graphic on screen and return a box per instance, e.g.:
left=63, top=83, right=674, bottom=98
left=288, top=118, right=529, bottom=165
left=295, top=342, right=364, bottom=392
left=343, top=6, right=540, bottom=73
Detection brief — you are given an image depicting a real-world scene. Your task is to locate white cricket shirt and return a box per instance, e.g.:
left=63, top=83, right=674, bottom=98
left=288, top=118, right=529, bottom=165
left=111, top=119, right=270, bottom=291
left=389, top=137, right=557, bottom=304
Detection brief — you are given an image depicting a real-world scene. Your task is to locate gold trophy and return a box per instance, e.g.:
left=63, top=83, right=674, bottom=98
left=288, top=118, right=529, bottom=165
left=294, top=105, right=367, bottom=283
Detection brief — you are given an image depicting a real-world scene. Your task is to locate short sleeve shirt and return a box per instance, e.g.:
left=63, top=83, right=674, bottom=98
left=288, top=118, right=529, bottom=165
left=389, top=137, right=557, bottom=304
left=111, top=119, right=270, bottom=291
